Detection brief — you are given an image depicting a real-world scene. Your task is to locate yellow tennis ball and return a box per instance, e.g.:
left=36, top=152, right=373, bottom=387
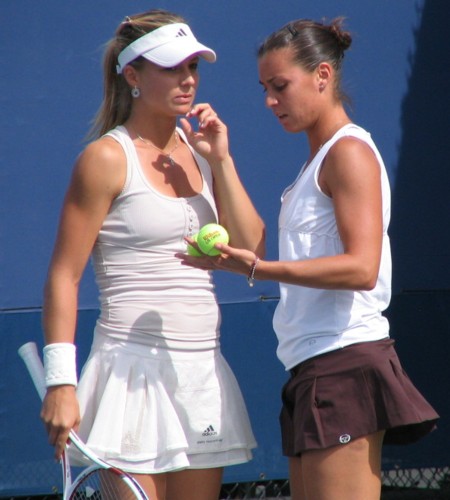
left=187, top=233, right=202, bottom=256
left=197, top=223, right=229, bottom=256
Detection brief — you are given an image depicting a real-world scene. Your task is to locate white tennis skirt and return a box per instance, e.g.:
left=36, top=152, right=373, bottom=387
left=71, top=332, right=256, bottom=473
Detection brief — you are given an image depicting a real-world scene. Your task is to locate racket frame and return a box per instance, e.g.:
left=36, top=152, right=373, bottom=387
left=18, top=341, right=149, bottom=500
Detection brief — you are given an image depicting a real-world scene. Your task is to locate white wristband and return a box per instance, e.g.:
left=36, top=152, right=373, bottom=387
left=43, top=343, right=78, bottom=388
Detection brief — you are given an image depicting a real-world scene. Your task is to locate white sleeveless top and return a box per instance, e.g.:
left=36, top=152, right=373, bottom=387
left=273, top=124, right=392, bottom=369
left=91, top=126, right=220, bottom=350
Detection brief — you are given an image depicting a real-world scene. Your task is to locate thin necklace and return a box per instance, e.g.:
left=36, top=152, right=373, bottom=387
left=136, top=131, right=179, bottom=167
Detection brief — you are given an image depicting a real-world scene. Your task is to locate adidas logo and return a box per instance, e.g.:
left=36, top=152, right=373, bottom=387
left=202, top=425, right=218, bottom=436
left=176, top=28, right=188, bottom=37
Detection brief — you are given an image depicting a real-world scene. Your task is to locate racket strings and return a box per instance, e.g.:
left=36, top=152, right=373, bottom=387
left=70, top=468, right=141, bottom=499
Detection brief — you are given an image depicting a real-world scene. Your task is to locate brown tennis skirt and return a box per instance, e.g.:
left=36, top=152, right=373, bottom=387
left=280, top=338, right=439, bottom=456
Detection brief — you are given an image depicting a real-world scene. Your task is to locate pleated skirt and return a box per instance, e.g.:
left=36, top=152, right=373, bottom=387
left=70, top=332, right=256, bottom=473
left=280, top=338, right=439, bottom=456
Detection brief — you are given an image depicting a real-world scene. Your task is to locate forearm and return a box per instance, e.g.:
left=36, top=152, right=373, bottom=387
left=42, top=274, right=79, bottom=345
left=41, top=272, right=81, bottom=460
left=211, top=155, right=265, bottom=256
left=254, top=253, right=379, bottom=291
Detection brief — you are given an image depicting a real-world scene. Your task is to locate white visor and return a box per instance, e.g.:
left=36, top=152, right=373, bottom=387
left=116, top=23, right=216, bottom=74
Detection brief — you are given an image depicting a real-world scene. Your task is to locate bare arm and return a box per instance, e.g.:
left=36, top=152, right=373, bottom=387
left=183, top=138, right=383, bottom=291
left=41, top=137, right=125, bottom=458
left=180, top=104, right=265, bottom=257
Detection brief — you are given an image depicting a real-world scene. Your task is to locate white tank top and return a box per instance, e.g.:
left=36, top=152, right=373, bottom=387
left=273, top=124, right=392, bottom=369
left=92, top=126, right=221, bottom=350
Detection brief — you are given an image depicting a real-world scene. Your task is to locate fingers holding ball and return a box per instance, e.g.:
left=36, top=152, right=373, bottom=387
left=189, top=223, right=229, bottom=257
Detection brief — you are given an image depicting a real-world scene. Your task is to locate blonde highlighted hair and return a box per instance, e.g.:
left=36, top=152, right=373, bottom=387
left=88, top=9, right=185, bottom=139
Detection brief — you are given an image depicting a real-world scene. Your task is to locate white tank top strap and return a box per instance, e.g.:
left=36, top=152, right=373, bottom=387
left=103, top=125, right=137, bottom=193
left=315, top=123, right=368, bottom=163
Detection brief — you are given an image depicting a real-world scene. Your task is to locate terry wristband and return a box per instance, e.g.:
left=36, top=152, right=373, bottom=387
left=43, top=343, right=78, bottom=388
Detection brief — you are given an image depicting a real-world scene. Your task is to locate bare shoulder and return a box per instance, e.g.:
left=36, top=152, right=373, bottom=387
left=320, top=136, right=381, bottom=196
left=71, top=136, right=127, bottom=198
left=327, top=136, right=379, bottom=171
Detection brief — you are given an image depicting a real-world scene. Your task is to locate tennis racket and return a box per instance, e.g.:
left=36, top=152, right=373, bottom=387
left=18, top=341, right=149, bottom=500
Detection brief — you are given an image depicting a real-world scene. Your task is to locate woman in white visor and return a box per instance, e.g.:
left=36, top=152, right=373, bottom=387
left=40, top=9, right=265, bottom=499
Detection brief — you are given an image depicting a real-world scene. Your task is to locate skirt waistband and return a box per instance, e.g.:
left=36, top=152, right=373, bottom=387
left=91, top=329, right=220, bottom=361
left=290, top=338, right=393, bottom=378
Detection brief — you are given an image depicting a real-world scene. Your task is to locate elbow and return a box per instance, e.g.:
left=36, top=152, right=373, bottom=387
left=255, top=224, right=267, bottom=258
left=241, top=220, right=266, bottom=257
left=257, top=245, right=266, bottom=259
left=345, top=252, right=380, bottom=291
left=359, top=279, right=377, bottom=291
left=356, top=267, right=379, bottom=291
left=43, top=275, right=55, bottom=303
left=43, top=268, right=81, bottom=302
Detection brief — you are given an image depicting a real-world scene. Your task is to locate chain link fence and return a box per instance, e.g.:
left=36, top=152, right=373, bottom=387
left=218, top=467, right=450, bottom=499
left=2, top=466, right=449, bottom=499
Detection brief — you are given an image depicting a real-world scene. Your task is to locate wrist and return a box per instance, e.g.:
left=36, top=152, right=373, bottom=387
left=209, top=153, right=234, bottom=170
left=43, top=343, right=77, bottom=388
left=247, top=257, right=260, bottom=287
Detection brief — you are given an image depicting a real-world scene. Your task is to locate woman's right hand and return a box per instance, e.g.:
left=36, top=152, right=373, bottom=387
left=41, top=385, right=80, bottom=460
left=41, top=137, right=124, bottom=461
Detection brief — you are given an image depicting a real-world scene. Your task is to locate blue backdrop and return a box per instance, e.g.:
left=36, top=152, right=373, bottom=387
left=1, top=0, right=449, bottom=495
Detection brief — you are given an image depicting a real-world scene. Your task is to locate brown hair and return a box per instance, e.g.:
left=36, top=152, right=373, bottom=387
left=88, top=9, right=186, bottom=139
left=258, top=18, right=352, bottom=103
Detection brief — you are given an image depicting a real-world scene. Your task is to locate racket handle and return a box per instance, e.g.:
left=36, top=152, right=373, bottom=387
left=18, top=343, right=93, bottom=458
left=18, top=342, right=47, bottom=400
left=18, top=342, right=76, bottom=495
left=18, top=345, right=149, bottom=498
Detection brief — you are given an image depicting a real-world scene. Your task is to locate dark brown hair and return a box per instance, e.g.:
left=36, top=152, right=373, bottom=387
left=258, top=18, right=352, bottom=103
left=88, top=9, right=185, bottom=139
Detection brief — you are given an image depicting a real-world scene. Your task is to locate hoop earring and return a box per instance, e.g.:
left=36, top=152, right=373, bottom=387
left=131, top=86, right=140, bottom=98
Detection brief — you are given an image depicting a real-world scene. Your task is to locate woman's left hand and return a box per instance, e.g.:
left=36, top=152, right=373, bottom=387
left=179, top=103, right=230, bottom=164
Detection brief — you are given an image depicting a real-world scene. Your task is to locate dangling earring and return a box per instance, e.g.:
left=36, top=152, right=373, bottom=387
left=319, top=82, right=325, bottom=92
left=131, top=86, right=140, bottom=98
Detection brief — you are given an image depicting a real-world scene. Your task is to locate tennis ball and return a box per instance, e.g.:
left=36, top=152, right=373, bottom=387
left=197, top=223, right=229, bottom=256
left=187, top=233, right=202, bottom=256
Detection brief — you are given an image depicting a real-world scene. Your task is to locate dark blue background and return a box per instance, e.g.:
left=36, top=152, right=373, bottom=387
left=1, top=0, right=449, bottom=495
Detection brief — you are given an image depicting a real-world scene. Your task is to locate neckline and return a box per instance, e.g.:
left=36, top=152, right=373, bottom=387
left=118, top=125, right=205, bottom=202
left=303, top=122, right=355, bottom=172
left=282, top=123, right=357, bottom=200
